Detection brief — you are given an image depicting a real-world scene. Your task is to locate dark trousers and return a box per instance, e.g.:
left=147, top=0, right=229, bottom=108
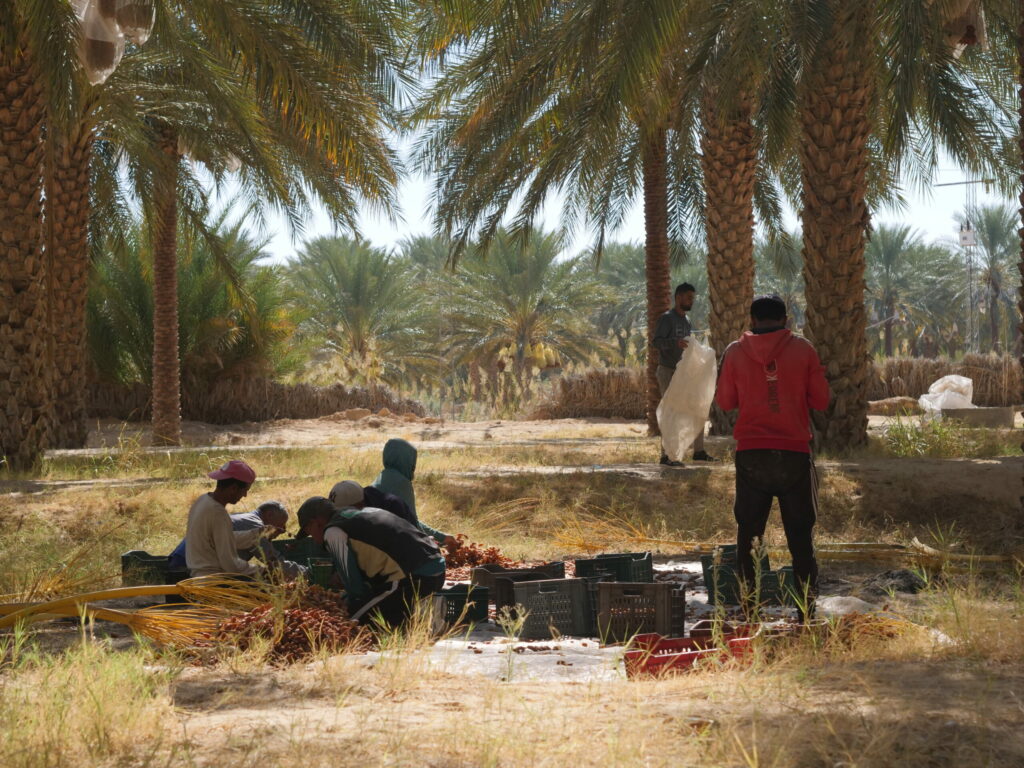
left=734, top=450, right=819, bottom=599
left=356, top=573, right=445, bottom=630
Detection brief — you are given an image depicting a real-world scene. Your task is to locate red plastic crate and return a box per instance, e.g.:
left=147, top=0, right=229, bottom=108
left=624, top=631, right=756, bottom=678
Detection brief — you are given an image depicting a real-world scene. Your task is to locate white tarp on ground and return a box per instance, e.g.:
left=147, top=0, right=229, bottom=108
left=918, top=374, right=976, bottom=415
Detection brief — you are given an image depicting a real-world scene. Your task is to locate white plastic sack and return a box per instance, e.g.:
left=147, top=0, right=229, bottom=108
left=918, top=374, right=976, bottom=415
left=656, top=337, right=717, bottom=461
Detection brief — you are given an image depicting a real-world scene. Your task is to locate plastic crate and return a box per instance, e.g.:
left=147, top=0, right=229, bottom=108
left=700, top=547, right=770, bottom=586
left=272, top=538, right=329, bottom=563
left=624, top=631, right=755, bottom=678
left=491, top=572, right=555, bottom=615
left=440, top=584, right=489, bottom=626
left=471, top=561, right=565, bottom=590
left=306, top=558, right=335, bottom=588
left=596, top=582, right=686, bottom=643
left=514, top=578, right=594, bottom=639
left=121, top=551, right=188, bottom=587
left=575, top=552, right=653, bottom=583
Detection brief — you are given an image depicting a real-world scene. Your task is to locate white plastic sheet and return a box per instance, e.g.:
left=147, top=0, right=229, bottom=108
left=918, top=374, right=976, bottom=415
left=656, top=337, right=717, bottom=461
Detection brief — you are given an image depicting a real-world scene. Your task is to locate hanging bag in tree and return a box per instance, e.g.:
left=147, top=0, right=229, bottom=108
left=116, top=0, right=156, bottom=46
left=81, top=2, right=125, bottom=85
left=656, top=336, right=717, bottom=462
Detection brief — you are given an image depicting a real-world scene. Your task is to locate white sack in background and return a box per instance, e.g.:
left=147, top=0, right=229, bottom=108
left=656, top=338, right=717, bottom=461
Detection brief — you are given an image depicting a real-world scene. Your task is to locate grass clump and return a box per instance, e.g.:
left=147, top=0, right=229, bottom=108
left=879, top=417, right=1018, bottom=458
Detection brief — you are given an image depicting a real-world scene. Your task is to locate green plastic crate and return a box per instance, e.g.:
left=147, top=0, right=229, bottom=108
left=306, top=557, right=335, bottom=588
left=515, top=578, right=594, bottom=639
left=575, top=552, right=653, bottom=583
left=440, top=584, right=489, bottom=626
left=272, top=538, right=329, bottom=564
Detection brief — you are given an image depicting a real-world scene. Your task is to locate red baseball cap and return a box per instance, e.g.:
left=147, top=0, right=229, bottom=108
left=207, top=460, right=256, bottom=485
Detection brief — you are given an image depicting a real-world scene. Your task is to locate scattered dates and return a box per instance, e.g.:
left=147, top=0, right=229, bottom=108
left=207, top=584, right=370, bottom=664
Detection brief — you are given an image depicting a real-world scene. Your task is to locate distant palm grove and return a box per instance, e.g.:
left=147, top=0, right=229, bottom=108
left=2, top=1, right=1023, bottom=470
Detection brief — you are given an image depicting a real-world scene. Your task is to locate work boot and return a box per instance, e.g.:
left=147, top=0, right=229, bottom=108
left=692, top=451, right=718, bottom=462
left=660, top=455, right=684, bottom=467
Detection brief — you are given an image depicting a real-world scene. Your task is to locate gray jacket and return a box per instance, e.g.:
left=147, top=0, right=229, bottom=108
left=652, top=309, right=691, bottom=369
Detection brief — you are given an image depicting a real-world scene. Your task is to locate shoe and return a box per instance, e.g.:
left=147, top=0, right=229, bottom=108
left=659, top=456, right=684, bottom=467
left=692, top=451, right=718, bottom=462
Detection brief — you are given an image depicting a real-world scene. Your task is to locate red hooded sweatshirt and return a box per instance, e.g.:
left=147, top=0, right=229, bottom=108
left=715, top=329, right=830, bottom=453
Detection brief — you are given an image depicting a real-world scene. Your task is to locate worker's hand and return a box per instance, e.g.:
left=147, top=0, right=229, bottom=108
left=443, top=535, right=461, bottom=552
left=265, top=525, right=286, bottom=540
left=676, top=338, right=689, bottom=350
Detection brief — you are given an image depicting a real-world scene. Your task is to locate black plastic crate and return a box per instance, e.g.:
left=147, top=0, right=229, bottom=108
left=596, top=582, right=686, bottom=643
left=491, top=572, right=555, bottom=614
left=121, top=550, right=188, bottom=587
left=575, top=551, right=653, bottom=583
left=440, top=584, right=489, bottom=626
left=272, top=538, right=329, bottom=564
left=471, top=561, right=565, bottom=590
left=514, top=578, right=594, bottom=639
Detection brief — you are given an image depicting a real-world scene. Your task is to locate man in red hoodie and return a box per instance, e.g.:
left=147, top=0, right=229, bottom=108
left=715, top=295, right=830, bottom=615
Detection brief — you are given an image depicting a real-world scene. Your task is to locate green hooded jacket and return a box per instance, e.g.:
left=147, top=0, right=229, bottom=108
left=372, top=438, right=448, bottom=544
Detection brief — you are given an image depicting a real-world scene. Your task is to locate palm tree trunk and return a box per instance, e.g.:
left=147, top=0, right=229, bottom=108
left=0, top=54, right=53, bottom=470
left=642, top=126, right=671, bottom=436
left=45, top=123, right=93, bottom=449
left=799, top=7, right=872, bottom=452
left=988, top=278, right=1000, bottom=352
left=701, top=94, right=757, bottom=436
left=151, top=128, right=182, bottom=446
left=883, top=297, right=895, bottom=357
left=1017, top=0, right=1024, bottom=465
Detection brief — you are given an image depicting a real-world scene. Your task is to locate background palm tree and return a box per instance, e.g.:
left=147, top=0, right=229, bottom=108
left=958, top=203, right=1017, bottom=352
left=287, top=237, right=441, bottom=389
left=87, top=214, right=296, bottom=391
left=445, top=229, right=611, bottom=394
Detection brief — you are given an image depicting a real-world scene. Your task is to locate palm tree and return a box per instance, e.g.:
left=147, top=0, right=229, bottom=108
left=958, top=203, right=1017, bottom=352
left=698, top=0, right=1013, bottom=450
left=589, top=243, right=648, bottom=363
left=413, top=0, right=695, bottom=433
left=0, top=3, right=82, bottom=469
left=864, top=225, right=925, bottom=357
left=445, top=229, right=611, bottom=389
left=87, top=212, right=296, bottom=390
left=287, top=237, right=441, bottom=388
left=85, top=0, right=404, bottom=446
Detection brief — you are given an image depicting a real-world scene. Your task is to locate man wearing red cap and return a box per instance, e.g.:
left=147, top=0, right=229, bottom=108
left=184, top=460, right=263, bottom=578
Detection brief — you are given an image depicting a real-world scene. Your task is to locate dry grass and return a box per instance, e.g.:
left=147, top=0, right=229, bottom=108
left=533, top=355, right=1023, bottom=420
left=1, top=434, right=1023, bottom=767
left=88, top=377, right=425, bottom=424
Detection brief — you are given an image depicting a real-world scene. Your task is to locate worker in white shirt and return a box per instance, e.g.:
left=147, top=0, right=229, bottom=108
left=184, top=460, right=264, bottom=578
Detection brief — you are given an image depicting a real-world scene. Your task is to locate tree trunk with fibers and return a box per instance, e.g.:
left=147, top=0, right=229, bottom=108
left=45, top=125, right=93, bottom=448
left=799, top=10, right=872, bottom=452
left=0, top=55, right=52, bottom=470
left=701, top=94, right=757, bottom=436
left=151, top=128, right=182, bottom=446
left=1016, top=1, right=1024, bottom=489
left=883, top=297, right=895, bottom=357
left=642, top=127, right=671, bottom=436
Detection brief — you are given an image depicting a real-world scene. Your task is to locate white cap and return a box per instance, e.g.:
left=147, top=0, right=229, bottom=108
left=329, top=481, right=364, bottom=509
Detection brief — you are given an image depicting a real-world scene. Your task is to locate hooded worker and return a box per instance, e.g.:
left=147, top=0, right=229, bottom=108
left=371, top=439, right=458, bottom=550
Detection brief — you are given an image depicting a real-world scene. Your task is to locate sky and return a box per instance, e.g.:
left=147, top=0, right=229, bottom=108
left=251, top=159, right=1011, bottom=265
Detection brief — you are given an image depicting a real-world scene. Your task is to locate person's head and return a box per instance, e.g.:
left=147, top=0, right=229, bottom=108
left=296, top=496, right=337, bottom=545
left=207, top=460, right=256, bottom=504
left=674, top=283, right=696, bottom=313
left=256, top=501, right=289, bottom=531
left=750, top=294, right=787, bottom=331
left=381, top=438, right=417, bottom=480
left=329, top=481, right=365, bottom=510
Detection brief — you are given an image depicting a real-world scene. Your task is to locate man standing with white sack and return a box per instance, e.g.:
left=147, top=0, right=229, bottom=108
left=715, top=295, right=830, bottom=620
left=652, top=282, right=717, bottom=466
